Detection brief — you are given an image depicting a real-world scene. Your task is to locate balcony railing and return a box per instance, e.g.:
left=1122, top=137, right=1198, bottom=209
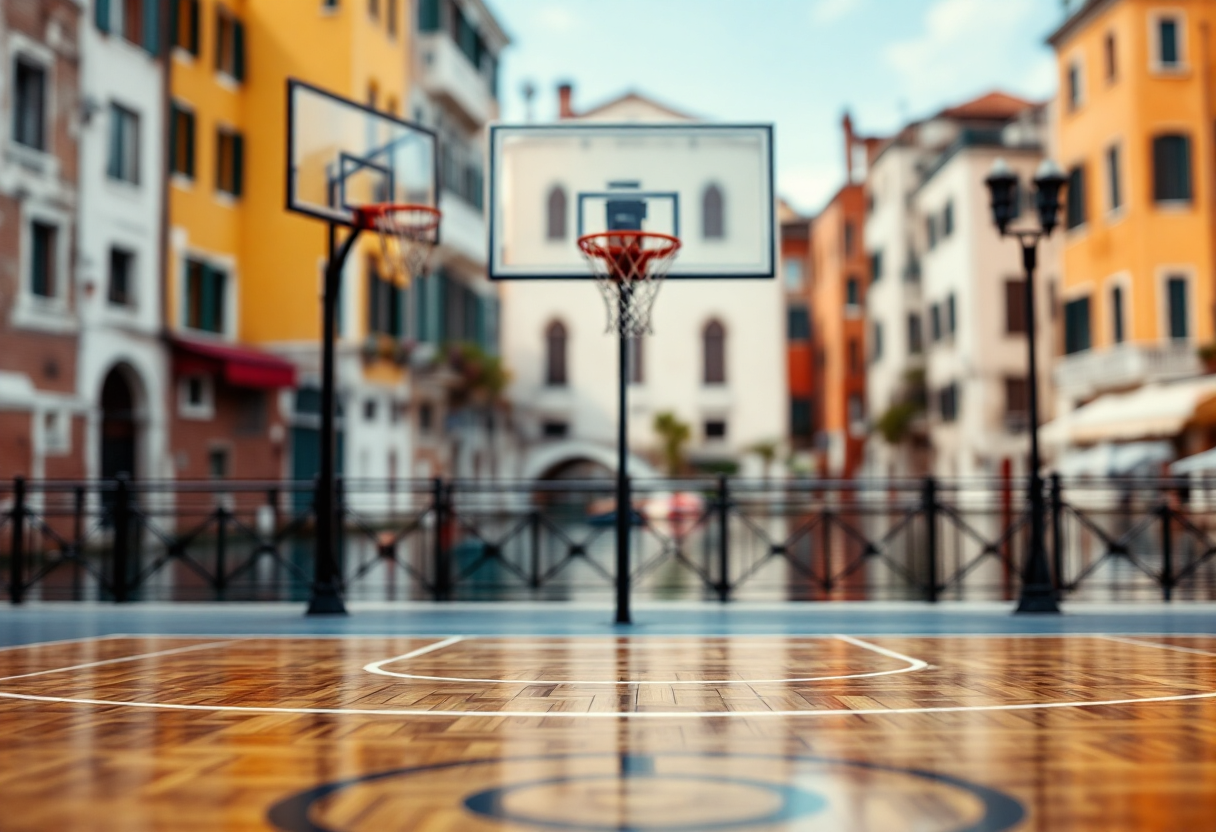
left=417, top=32, right=497, bottom=126
left=1055, top=340, right=1200, bottom=399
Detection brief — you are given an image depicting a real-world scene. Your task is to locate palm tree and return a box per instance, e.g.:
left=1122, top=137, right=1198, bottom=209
left=652, top=411, right=691, bottom=477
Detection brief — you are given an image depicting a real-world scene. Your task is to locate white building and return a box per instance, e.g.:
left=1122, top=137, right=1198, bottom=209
left=864, top=93, right=1058, bottom=479
left=499, top=86, right=787, bottom=481
left=77, top=0, right=169, bottom=482
left=405, top=0, right=509, bottom=480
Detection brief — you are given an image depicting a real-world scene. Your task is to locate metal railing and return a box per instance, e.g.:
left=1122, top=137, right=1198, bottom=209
left=2, top=474, right=1215, bottom=604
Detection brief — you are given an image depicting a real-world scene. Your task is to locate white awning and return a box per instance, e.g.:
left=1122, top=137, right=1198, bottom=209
left=1171, top=447, right=1216, bottom=474
left=1057, top=441, right=1174, bottom=477
left=1044, top=378, right=1216, bottom=445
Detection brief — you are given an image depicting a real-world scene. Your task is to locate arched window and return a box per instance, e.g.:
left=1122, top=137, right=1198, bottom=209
left=702, top=184, right=724, bottom=239
left=545, top=320, right=568, bottom=386
left=703, top=319, right=726, bottom=385
left=546, top=185, right=568, bottom=240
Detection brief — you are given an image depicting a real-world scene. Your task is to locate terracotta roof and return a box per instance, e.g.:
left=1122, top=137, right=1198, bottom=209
left=938, top=91, right=1034, bottom=121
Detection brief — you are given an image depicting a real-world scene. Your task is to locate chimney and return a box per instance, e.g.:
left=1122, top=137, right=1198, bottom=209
left=842, top=111, right=855, bottom=181
left=558, top=82, right=575, bottom=119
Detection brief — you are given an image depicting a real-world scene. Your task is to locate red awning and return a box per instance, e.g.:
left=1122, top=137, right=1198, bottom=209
left=172, top=338, right=297, bottom=389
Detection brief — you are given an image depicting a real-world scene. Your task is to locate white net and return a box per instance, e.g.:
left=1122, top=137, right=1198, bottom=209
left=578, top=232, right=682, bottom=337
left=368, top=205, right=441, bottom=287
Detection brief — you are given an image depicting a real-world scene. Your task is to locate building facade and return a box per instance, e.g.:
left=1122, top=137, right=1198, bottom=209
left=1048, top=0, right=1216, bottom=463
left=780, top=202, right=816, bottom=470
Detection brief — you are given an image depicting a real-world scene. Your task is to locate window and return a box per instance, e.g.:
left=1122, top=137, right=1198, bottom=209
left=1068, top=60, right=1082, bottom=110
left=1157, top=16, right=1181, bottom=68
left=546, top=186, right=567, bottom=240
left=215, top=128, right=244, bottom=196
left=13, top=59, right=47, bottom=150
left=702, top=184, right=725, bottom=239
left=107, top=103, right=140, bottom=184
left=1153, top=134, right=1192, bottom=203
left=1106, top=144, right=1122, bottom=212
left=930, top=304, right=942, bottom=342
left=848, top=338, right=860, bottom=375
left=419, top=402, right=434, bottom=434
left=1005, top=279, right=1027, bottom=334
left=937, top=383, right=959, bottom=423
left=1167, top=276, right=1189, bottom=340
left=368, top=0, right=379, bottom=21
left=1064, top=297, right=1092, bottom=354
left=1004, top=377, right=1029, bottom=432
left=926, top=215, right=937, bottom=249
left=215, top=8, right=246, bottom=81
left=367, top=256, right=403, bottom=337
left=942, top=201, right=954, bottom=237
left=845, top=277, right=860, bottom=308
left=869, top=250, right=883, bottom=283
left=545, top=321, right=568, bottom=386
left=541, top=420, right=568, bottom=439
left=99, top=0, right=148, bottom=46
left=30, top=222, right=57, bottom=298
left=848, top=394, right=864, bottom=426
left=387, top=0, right=398, bottom=35
left=872, top=322, right=883, bottom=362
left=1066, top=165, right=1087, bottom=229
left=786, top=305, right=810, bottom=341
left=908, top=313, right=923, bottom=354
left=946, top=293, right=956, bottom=335
left=169, top=103, right=195, bottom=178
left=843, top=221, right=855, bottom=256
left=179, top=375, right=214, bottom=419
left=627, top=337, right=644, bottom=385
left=43, top=410, right=69, bottom=455
left=703, top=320, right=726, bottom=385
left=364, top=398, right=378, bottom=422
left=109, top=248, right=135, bottom=307
left=783, top=258, right=804, bottom=291
left=175, top=0, right=201, bottom=54
left=236, top=391, right=267, bottom=435
left=184, top=258, right=227, bottom=334
left=791, top=397, right=812, bottom=439
left=208, top=447, right=230, bottom=479
left=1111, top=284, right=1125, bottom=344
left=705, top=420, right=727, bottom=440
left=418, top=0, right=440, bottom=31
left=1105, top=32, right=1117, bottom=81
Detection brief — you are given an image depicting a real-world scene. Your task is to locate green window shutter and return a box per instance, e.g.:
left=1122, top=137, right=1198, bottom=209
left=200, top=265, right=216, bottom=332
left=185, top=110, right=196, bottom=177
left=143, top=0, right=160, bottom=55
left=1169, top=278, right=1188, bottom=339
left=168, top=105, right=178, bottom=175
left=96, top=0, right=111, bottom=33
left=233, top=21, right=246, bottom=81
left=106, top=104, right=122, bottom=179
left=231, top=132, right=244, bottom=196
left=189, top=0, right=200, bottom=54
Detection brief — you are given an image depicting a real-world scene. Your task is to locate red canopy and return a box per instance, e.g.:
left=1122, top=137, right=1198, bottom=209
left=172, top=338, right=297, bottom=389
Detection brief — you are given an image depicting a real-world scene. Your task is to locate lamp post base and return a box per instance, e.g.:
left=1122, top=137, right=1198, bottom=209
left=1014, top=589, right=1060, bottom=614
left=306, top=582, right=348, bottom=616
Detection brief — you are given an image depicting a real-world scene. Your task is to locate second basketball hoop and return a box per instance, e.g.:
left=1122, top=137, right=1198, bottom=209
left=578, top=230, right=681, bottom=336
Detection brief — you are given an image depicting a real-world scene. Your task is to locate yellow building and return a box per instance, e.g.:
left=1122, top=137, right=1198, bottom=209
left=164, top=0, right=416, bottom=481
left=1049, top=0, right=1216, bottom=438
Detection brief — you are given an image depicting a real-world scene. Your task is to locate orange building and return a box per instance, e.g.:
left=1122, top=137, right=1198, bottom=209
left=780, top=203, right=815, bottom=455
left=1049, top=0, right=1216, bottom=455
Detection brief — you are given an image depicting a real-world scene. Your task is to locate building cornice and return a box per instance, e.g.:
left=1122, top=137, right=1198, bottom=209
left=1047, top=0, right=1121, bottom=50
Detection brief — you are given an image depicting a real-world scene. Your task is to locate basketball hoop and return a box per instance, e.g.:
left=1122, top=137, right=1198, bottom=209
left=578, top=231, right=681, bottom=336
left=355, top=204, right=441, bottom=287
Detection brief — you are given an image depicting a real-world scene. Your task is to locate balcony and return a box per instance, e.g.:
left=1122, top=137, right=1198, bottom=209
left=1054, top=341, right=1201, bottom=400
left=417, top=32, right=497, bottom=126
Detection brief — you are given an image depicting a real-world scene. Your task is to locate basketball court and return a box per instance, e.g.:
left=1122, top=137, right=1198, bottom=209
left=2, top=603, right=1216, bottom=830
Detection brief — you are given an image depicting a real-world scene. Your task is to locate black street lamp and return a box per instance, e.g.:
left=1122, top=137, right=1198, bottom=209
left=985, top=157, right=1067, bottom=614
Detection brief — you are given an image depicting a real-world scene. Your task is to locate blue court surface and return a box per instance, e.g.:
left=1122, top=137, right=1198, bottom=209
left=2, top=601, right=1215, bottom=647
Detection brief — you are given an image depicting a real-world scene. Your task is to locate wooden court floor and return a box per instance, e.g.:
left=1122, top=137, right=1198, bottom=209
left=2, top=631, right=1216, bottom=830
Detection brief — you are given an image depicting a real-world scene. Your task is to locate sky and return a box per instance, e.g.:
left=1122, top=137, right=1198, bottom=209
left=482, top=0, right=1065, bottom=215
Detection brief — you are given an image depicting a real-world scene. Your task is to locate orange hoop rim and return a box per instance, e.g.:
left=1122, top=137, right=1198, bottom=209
left=354, top=203, right=441, bottom=232
left=577, top=230, right=682, bottom=261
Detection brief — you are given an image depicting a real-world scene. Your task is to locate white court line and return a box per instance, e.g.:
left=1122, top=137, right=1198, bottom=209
left=0, top=640, right=236, bottom=682
left=1099, top=635, right=1216, bottom=658
left=361, top=635, right=928, bottom=685
left=0, top=634, right=128, bottom=654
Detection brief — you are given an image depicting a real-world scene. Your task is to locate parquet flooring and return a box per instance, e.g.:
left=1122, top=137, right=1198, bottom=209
left=1, top=633, right=1215, bottom=830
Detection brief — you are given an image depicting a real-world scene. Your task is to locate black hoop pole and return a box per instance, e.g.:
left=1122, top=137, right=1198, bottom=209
left=308, top=221, right=361, bottom=616
left=615, top=283, right=632, bottom=625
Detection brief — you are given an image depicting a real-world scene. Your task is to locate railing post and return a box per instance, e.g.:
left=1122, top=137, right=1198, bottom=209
left=433, top=477, right=449, bottom=601
left=529, top=511, right=541, bottom=590
left=717, top=476, right=730, bottom=602
left=215, top=504, right=228, bottom=600
left=10, top=477, right=26, bottom=605
left=1160, top=499, right=1174, bottom=602
left=923, top=476, right=939, bottom=603
left=1050, top=473, right=1064, bottom=594
left=72, top=485, right=85, bottom=601
left=111, top=475, right=131, bottom=603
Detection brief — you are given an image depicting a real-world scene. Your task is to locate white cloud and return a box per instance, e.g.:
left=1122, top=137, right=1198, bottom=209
left=811, top=0, right=863, bottom=23
left=885, top=0, right=1055, bottom=109
left=779, top=164, right=843, bottom=215
left=534, top=5, right=580, bottom=33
